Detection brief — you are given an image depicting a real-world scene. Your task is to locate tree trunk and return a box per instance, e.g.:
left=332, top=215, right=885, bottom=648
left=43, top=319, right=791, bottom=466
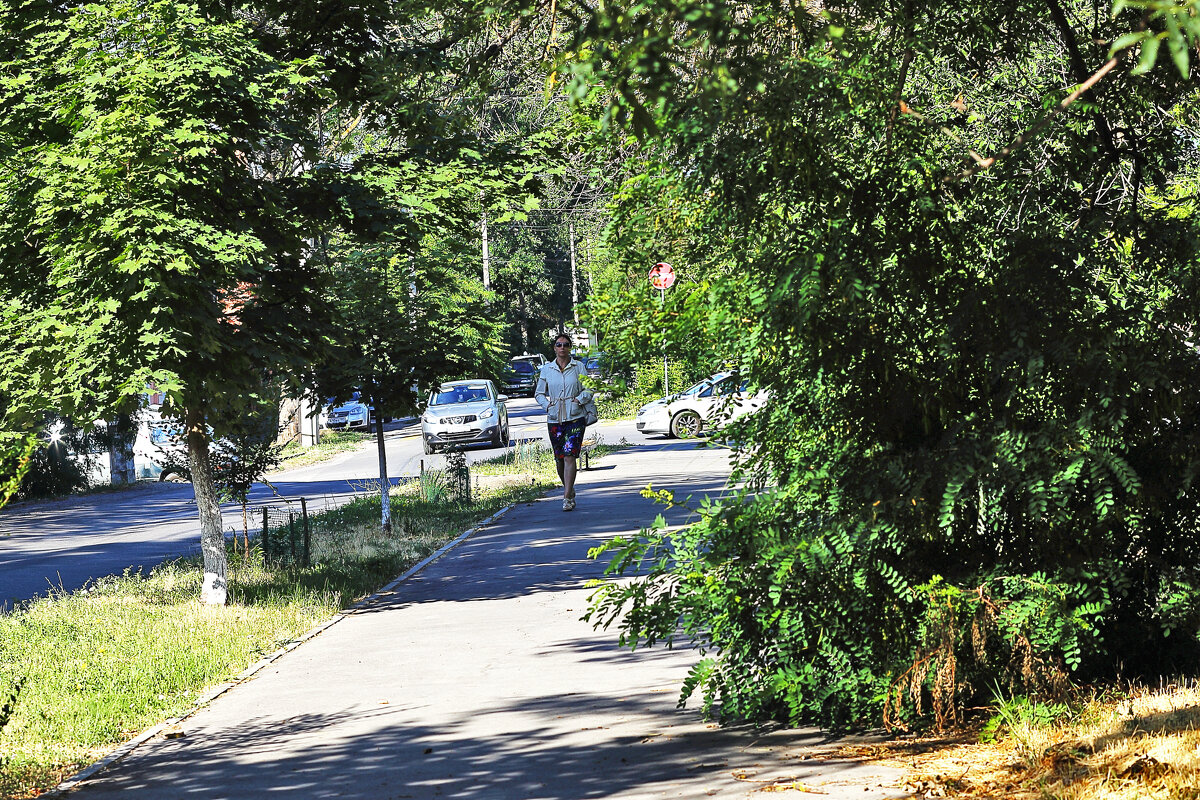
left=481, top=207, right=491, bottom=290
left=376, top=410, right=391, bottom=532
left=518, top=292, right=529, bottom=351
left=569, top=220, right=579, bottom=325
left=186, top=406, right=228, bottom=605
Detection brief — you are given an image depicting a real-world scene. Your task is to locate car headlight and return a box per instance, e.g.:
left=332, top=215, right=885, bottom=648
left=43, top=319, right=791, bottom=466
left=479, top=407, right=495, bottom=420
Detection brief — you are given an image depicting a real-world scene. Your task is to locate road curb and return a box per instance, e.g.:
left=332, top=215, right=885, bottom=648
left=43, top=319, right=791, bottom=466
left=49, top=503, right=517, bottom=797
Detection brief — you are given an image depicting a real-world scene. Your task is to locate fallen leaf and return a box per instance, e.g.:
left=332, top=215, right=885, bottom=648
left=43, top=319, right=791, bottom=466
left=757, top=781, right=828, bottom=794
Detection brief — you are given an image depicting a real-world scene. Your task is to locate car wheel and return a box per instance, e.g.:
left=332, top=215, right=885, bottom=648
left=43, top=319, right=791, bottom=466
left=423, top=439, right=436, bottom=455
left=670, top=410, right=703, bottom=439
left=491, top=426, right=505, bottom=448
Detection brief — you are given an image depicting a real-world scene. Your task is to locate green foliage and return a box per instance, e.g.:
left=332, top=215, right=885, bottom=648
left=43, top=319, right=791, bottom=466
left=576, top=0, right=1200, bottom=729
left=150, top=400, right=283, bottom=504
left=1110, top=1, right=1200, bottom=77
left=980, top=686, right=1074, bottom=745
left=444, top=448, right=471, bottom=503
left=0, top=677, right=20, bottom=743
left=593, top=388, right=650, bottom=421
left=0, top=432, right=34, bottom=511
left=9, top=415, right=107, bottom=501
left=582, top=360, right=698, bottom=420
left=0, top=0, right=331, bottom=421
left=315, top=236, right=507, bottom=421
left=17, top=442, right=89, bottom=501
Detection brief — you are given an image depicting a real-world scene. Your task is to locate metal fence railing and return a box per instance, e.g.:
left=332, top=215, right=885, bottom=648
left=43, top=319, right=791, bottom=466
left=253, top=498, right=311, bottom=567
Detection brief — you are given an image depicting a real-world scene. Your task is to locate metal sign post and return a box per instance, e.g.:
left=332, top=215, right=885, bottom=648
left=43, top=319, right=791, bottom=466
left=648, top=262, right=677, bottom=395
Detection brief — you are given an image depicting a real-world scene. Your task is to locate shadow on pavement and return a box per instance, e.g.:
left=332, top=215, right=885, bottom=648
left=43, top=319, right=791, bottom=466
left=347, top=470, right=734, bottom=610
left=74, top=692, right=896, bottom=800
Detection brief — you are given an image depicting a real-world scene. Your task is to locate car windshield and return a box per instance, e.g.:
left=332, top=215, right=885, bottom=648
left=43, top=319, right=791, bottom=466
left=698, top=377, right=739, bottom=398
left=327, top=391, right=363, bottom=407
left=509, top=361, right=537, bottom=374
left=431, top=385, right=491, bottom=406
left=682, top=379, right=714, bottom=397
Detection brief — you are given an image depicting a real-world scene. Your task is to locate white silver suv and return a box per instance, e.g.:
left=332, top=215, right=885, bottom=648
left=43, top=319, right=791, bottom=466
left=635, top=372, right=766, bottom=438
left=421, top=380, right=509, bottom=454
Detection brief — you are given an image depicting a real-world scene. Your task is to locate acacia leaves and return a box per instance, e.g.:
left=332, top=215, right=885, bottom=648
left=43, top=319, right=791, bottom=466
left=1111, top=0, right=1200, bottom=76
left=579, top=0, right=1200, bottom=727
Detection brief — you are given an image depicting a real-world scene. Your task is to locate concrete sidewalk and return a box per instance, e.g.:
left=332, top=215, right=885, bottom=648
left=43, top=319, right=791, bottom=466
left=65, top=442, right=905, bottom=800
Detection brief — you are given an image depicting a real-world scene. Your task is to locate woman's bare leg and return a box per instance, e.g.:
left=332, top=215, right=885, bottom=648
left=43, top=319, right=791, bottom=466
left=563, top=456, right=578, bottom=498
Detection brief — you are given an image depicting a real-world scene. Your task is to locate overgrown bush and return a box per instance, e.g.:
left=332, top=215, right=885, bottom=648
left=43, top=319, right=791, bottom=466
left=15, top=420, right=98, bottom=500
left=580, top=1, right=1200, bottom=731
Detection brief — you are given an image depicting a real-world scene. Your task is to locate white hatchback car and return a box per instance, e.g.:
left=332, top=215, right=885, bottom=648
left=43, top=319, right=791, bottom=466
left=635, top=372, right=766, bottom=438
left=421, top=380, right=509, bottom=454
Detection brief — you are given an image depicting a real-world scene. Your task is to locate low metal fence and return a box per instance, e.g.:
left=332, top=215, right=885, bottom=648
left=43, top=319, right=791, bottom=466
left=253, top=498, right=311, bottom=567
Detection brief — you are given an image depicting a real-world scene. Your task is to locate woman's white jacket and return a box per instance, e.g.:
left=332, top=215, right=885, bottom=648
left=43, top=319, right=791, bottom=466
left=535, top=359, right=594, bottom=423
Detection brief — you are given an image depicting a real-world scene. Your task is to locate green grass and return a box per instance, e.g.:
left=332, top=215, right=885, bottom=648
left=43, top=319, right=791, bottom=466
left=275, top=429, right=372, bottom=471
left=471, top=439, right=560, bottom=476
left=0, top=478, right=547, bottom=800
left=471, top=435, right=631, bottom=477
left=595, top=393, right=652, bottom=420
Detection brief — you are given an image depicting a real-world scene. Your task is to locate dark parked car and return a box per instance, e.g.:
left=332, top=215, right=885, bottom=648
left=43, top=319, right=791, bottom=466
left=501, top=354, right=545, bottom=397
left=583, top=353, right=604, bottom=379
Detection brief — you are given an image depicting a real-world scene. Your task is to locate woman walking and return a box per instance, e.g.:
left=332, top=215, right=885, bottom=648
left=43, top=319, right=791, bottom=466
left=535, top=333, right=593, bottom=511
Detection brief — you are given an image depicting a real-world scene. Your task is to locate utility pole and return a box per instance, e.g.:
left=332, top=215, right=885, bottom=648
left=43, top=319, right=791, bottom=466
left=481, top=206, right=491, bottom=290
left=585, top=234, right=594, bottom=294
left=569, top=219, right=579, bottom=325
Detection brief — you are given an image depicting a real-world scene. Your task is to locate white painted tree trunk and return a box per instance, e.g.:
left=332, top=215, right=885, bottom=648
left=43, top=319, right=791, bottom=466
left=569, top=220, right=579, bottom=325
left=187, top=408, right=228, bottom=605
left=376, top=411, right=391, bottom=532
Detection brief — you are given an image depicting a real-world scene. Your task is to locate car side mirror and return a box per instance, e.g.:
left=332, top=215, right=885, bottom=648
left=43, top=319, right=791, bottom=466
left=497, top=394, right=509, bottom=402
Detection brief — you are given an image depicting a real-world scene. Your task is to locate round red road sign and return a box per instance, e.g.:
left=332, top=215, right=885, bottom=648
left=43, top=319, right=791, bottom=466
left=649, top=261, right=676, bottom=290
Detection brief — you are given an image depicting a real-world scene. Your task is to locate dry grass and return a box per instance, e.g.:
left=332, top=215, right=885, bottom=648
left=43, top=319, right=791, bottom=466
left=850, top=684, right=1200, bottom=799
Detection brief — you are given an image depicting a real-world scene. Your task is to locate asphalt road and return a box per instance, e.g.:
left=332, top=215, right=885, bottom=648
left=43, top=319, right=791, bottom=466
left=0, top=398, right=644, bottom=612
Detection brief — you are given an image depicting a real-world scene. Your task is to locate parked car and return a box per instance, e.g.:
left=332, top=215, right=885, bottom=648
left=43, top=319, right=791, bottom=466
left=582, top=353, right=604, bottom=379
left=501, top=355, right=543, bottom=398
left=135, top=412, right=234, bottom=482
left=635, top=372, right=767, bottom=438
left=421, top=380, right=509, bottom=454
left=319, top=391, right=374, bottom=431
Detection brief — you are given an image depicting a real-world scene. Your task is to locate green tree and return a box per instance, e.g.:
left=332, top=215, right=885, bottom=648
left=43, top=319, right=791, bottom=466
left=316, top=236, right=505, bottom=528
left=0, top=0, right=332, bottom=602
left=308, top=56, right=556, bottom=526
left=575, top=0, right=1200, bottom=727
